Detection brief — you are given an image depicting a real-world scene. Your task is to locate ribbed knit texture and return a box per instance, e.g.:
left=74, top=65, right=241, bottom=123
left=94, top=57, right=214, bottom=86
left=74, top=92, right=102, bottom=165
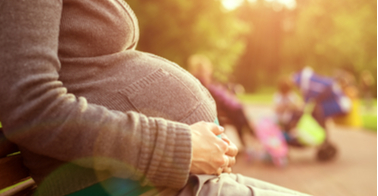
left=0, top=0, right=217, bottom=196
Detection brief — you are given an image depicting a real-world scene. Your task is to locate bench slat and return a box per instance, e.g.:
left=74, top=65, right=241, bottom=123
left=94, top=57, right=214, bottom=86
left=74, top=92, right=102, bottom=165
left=0, top=154, right=31, bottom=190
left=0, top=178, right=36, bottom=196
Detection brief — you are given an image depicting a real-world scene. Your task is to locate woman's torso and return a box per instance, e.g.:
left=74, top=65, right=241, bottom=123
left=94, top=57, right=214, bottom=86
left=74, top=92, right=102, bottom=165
left=25, top=0, right=217, bottom=191
left=57, top=0, right=217, bottom=124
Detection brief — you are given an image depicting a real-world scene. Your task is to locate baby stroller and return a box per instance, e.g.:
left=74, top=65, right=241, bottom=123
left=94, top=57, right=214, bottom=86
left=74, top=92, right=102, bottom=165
left=289, top=67, right=351, bottom=161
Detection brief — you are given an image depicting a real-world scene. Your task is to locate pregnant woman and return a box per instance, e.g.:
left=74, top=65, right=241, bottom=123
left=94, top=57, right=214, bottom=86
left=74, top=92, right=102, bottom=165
left=0, top=0, right=310, bottom=196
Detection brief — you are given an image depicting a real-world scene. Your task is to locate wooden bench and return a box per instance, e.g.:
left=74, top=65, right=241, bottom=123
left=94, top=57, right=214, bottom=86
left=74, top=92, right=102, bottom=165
left=0, top=128, right=36, bottom=196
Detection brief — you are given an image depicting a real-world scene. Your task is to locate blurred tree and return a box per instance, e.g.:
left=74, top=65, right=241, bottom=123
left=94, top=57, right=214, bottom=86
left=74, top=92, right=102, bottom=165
left=233, top=0, right=376, bottom=94
left=233, top=0, right=291, bottom=92
left=126, top=0, right=248, bottom=82
left=285, top=0, right=377, bottom=80
left=126, top=0, right=376, bottom=95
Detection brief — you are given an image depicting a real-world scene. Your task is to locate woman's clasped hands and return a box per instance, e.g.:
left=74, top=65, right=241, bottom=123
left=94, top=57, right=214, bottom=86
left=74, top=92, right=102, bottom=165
left=189, top=121, right=238, bottom=175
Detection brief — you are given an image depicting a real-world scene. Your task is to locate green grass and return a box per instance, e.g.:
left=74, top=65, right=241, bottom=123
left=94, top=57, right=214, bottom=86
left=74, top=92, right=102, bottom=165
left=237, top=87, right=276, bottom=104
left=359, top=100, right=377, bottom=131
left=361, top=113, right=377, bottom=131
left=237, top=93, right=273, bottom=104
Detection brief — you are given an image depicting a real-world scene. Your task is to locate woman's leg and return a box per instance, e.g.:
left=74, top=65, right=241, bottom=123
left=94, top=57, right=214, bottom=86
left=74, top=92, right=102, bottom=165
left=177, top=173, right=312, bottom=196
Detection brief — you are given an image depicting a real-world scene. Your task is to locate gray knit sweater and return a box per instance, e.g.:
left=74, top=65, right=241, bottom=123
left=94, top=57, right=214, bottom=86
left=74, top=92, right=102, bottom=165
left=0, top=0, right=216, bottom=196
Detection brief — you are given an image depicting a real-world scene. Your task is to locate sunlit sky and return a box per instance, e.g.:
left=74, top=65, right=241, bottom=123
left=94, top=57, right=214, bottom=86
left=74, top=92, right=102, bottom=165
left=221, top=0, right=297, bottom=10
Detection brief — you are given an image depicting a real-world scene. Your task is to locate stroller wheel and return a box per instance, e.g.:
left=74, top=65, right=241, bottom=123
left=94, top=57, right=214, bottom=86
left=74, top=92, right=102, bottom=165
left=316, top=142, right=338, bottom=161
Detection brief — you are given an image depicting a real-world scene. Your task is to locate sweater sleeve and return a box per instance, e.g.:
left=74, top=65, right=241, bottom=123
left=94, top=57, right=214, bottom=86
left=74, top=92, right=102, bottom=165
left=0, top=0, right=191, bottom=189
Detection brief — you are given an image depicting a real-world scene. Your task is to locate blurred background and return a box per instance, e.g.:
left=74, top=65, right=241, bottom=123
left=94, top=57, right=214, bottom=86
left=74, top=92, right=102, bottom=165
left=127, top=0, right=376, bottom=91
left=127, top=0, right=377, bottom=131
left=126, top=1, right=376, bottom=195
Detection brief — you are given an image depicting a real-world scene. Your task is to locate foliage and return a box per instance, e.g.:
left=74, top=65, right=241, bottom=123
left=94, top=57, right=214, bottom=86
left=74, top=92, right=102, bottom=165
left=233, top=1, right=290, bottom=91
left=233, top=0, right=376, bottom=93
left=126, top=0, right=248, bottom=81
left=125, top=0, right=376, bottom=94
left=290, top=0, right=377, bottom=75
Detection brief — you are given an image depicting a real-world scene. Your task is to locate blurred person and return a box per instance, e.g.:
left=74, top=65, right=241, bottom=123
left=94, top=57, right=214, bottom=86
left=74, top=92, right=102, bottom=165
left=359, top=70, right=375, bottom=109
left=291, top=67, right=348, bottom=161
left=0, top=1, right=312, bottom=196
left=187, top=54, right=255, bottom=150
left=273, top=77, right=304, bottom=147
left=332, top=69, right=362, bottom=127
left=292, top=67, right=351, bottom=140
left=334, top=69, right=359, bottom=99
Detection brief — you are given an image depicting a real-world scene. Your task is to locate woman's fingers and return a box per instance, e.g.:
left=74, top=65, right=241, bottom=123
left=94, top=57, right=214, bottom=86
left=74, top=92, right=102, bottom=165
left=223, top=167, right=232, bottom=174
left=189, top=121, right=229, bottom=175
left=220, top=133, right=231, bottom=145
left=226, top=141, right=238, bottom=157
left=189, top=122, right=239, bottom=175
left=221, top=134, right=238, bottom=157
left=216, top=167, right=223, bottom=175
left=227, top=155, right=236, bottom=168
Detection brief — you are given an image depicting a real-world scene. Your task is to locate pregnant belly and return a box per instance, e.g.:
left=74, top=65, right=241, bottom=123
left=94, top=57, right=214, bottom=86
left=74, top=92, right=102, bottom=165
left=59, top=50, right=217, bottom=124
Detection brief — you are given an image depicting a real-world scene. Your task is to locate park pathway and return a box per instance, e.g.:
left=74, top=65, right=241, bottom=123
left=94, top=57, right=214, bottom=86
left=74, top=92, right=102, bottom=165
left=227, top=104, right=377, bottom=196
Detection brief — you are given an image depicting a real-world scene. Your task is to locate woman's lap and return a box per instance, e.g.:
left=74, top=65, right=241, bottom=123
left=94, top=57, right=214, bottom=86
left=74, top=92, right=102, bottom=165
left=174, top=173, right=311, bottom=196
